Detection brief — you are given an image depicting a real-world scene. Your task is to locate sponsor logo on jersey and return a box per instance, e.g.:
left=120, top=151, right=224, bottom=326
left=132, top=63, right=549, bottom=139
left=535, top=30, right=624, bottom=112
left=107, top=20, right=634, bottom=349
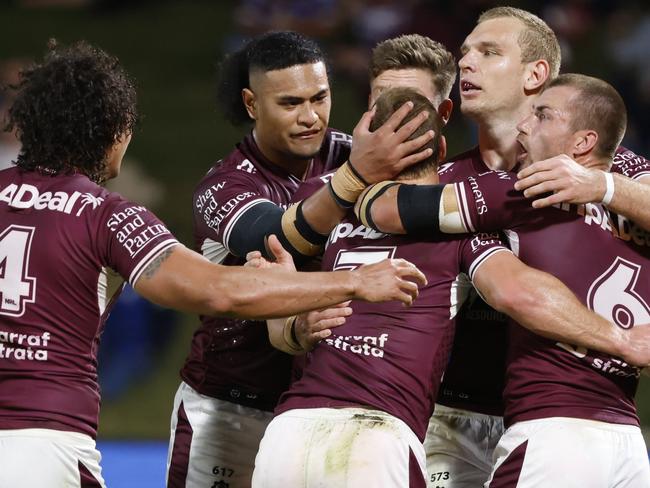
left=201, top=191, right=257, bottom=232
left=557, top=342, right=640, bottom=379
left=195, top=182, right=227, bottom=213
left=236, top=159, right=256, bottom=174
left=557, top=202, right=650, bottom=248
left=0, top=330, right=50, bottom=361
left=613, top=150, right=650, bottom=179
left=328, top=222, right=386, bottom=245
left=0, top=183, right=103, bottom=216
left=469, top=232, right=501, bottom=252
left=324, top=332, right=389, bottom=358
left=107, top=205, right=169, bottom=257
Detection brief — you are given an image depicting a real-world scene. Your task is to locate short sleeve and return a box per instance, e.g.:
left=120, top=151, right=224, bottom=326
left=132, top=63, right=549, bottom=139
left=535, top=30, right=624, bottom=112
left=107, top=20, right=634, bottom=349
left=99, top=198, right=178, bottom=286
left=454, top=170, right=540, bottom=232
left=458, top=232, right=512, bottom=281
left=193, top=169, right=272, bottom=253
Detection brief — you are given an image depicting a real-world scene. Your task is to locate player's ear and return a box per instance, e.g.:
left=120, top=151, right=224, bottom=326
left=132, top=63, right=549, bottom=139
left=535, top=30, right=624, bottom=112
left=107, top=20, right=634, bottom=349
left=523, top=59, right=549, bottom=93
left=572, top=129, right=598, bottom=158
left=437, top=99, right=453, bottom=126
left=242, top=88, right=257, bottom=121
left=438, top=135, right=447, bottom=162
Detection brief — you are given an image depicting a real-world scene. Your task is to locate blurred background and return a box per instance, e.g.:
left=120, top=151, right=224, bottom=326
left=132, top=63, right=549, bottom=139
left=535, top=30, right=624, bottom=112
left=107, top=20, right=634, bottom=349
left=2, top=0, right=650, bottom=485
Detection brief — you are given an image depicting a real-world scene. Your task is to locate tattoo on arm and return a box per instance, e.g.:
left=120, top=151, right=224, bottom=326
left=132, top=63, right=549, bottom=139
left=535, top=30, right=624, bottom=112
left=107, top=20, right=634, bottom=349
left=142, top=248, right=174, bottom=280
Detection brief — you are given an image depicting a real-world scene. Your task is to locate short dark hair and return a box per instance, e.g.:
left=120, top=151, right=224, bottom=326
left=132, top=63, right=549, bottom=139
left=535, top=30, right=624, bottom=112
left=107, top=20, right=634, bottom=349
left=370, top=87, right=442, bottom=180
left=6, top=40, right=137, bottom=183
left=370, top=34, right=457, bottom=101
left=217, top=31, right=328, bottom=126
left=546, top=73, right=626, bottom=160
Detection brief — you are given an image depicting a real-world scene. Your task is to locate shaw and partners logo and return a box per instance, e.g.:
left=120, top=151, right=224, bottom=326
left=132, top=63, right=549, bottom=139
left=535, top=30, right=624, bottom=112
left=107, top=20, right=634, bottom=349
left=0, top=183, right=103, bottom=216
left=107, top=206, right=169, bottom=257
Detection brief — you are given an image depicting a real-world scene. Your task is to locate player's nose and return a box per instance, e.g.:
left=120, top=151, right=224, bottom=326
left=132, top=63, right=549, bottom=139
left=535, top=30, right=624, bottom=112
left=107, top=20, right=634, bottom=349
left=297, top=103, right=319, bottom=126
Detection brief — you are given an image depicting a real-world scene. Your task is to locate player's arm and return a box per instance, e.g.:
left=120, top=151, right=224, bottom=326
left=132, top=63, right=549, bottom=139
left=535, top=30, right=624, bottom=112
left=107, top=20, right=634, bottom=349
left=472, top=251, right=650, bottom=366
left=133, top=236, right=426, bottom=320
left=245, top=245, right=351, bottom=353
left=354, top=170, right=530, bottom=236
left=266, top=304, right=351, bottom=355
left=515, top=154, right=650, bottom=230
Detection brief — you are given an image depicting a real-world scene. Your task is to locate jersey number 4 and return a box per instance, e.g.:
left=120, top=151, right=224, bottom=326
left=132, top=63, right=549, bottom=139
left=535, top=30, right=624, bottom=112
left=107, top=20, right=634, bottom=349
left=0, top=225, right=36, bottom=317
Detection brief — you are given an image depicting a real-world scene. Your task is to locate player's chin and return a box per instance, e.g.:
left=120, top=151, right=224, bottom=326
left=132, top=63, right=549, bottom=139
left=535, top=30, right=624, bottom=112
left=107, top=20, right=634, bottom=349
left=290, top=140, right=323, bottom=159
left=459, top=99, right=482, bottom=117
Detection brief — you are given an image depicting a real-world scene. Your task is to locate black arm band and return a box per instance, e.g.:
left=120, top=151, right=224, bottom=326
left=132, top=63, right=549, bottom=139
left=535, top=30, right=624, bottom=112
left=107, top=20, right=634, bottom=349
left=227, top=201, right=285, bottom=257
left=295, top=201, right=329, bottom=247
left=397, top=184, right=444, bottom=238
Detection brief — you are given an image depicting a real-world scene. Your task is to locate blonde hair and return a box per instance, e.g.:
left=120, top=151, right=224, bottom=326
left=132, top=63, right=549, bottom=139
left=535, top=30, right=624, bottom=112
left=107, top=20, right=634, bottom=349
left=479, top=7, right=561, bottom=80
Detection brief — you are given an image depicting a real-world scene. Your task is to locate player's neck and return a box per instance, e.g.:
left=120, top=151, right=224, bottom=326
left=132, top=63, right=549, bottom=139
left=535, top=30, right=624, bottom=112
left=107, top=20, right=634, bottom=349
left=397, top=171, right=439, bottom=185
left=476, top=103, right=531, bottom=172
left=253, top=131, right=311, bottom=178
left=577, top=155, right=611, bottom=172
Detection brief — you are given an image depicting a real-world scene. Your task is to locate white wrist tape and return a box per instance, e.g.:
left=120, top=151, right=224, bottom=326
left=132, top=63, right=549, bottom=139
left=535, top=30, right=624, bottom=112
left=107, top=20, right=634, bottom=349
left=601, top=172, right=615, bottom=206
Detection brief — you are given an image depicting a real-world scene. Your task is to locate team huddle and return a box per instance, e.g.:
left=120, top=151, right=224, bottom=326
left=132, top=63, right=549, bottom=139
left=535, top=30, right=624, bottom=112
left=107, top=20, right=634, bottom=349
left=2, top=5, right=650, bottom=488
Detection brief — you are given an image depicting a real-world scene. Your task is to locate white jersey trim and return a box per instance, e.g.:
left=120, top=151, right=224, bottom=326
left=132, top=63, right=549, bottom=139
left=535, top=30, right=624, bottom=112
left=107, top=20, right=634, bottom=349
left=128, top=239, right=179, bottom=286
left=97, top=267, right=108, bottom=316
left=221, top=198, right=270, bottom=253
left=449, top=272, right=472, bottom=319
left=455, top=182, right=475, bottom=232
left=201, top=238, right=229, bottom=264
left=467, top=247, right=512, bottom=281
left=632, top=171, right=650, bottom=181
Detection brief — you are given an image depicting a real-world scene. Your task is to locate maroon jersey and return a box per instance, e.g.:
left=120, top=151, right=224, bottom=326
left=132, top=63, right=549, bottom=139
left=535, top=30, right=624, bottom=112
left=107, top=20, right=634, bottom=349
left=453, top=165, right=650, bottom=427
left=276, top=207, right=509, bottom=440
left=0, top=167, right=178, bottom=438
left=433, top=146, right=650, bottom=417
left=181, top=129, right=351, bottom=411
left=434, top=147, right=510, bottom=416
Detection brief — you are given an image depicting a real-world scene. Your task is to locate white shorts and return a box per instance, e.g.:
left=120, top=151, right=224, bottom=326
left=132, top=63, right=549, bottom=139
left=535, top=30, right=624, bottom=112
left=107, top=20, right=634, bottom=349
left=424, top=405, right=504, bottom=488
left=0, top=428, right=105, bottom=487
left=166, top=381, right=273, bottom=488
left=486, top=417, right=650, bottom=488
left=252, top=407, right=427, bottom=488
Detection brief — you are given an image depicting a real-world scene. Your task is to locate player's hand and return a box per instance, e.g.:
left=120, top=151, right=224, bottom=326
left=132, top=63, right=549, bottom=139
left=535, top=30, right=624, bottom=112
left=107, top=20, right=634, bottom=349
left=350, top=101, right=435, bottom=183
left=352, top=258, right=427, bottom=305
left=514, top=154, right=606, bottom=208
left=245, top=235, right=297, bottom=272
left=294, top=302, right=352, bottom=351
left=620, top=324, right=650, bottom=367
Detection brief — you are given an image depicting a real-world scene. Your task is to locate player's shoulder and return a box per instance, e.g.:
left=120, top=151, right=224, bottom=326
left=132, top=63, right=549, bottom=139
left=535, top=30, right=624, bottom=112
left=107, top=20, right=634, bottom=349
left=315, top=128, right=352, bottom=172
left=324, top=128, right=352, bottom=147
left=438, top=146, right=482, bottom=179
left=0, top=168, right=120, bottom=218
left=612, top=145, right=650, bottom=180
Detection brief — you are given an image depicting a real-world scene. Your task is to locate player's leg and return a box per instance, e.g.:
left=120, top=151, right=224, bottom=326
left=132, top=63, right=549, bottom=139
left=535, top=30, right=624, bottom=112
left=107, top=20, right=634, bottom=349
left=253, top=407, right=426, bottom=488
left=0, top=428, right=105, bottom=487
left=486, top=418, right=617, bottom=488
left=166, top=382, right=272, bottom=488
left=425, top=405, right=503, bottom=488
